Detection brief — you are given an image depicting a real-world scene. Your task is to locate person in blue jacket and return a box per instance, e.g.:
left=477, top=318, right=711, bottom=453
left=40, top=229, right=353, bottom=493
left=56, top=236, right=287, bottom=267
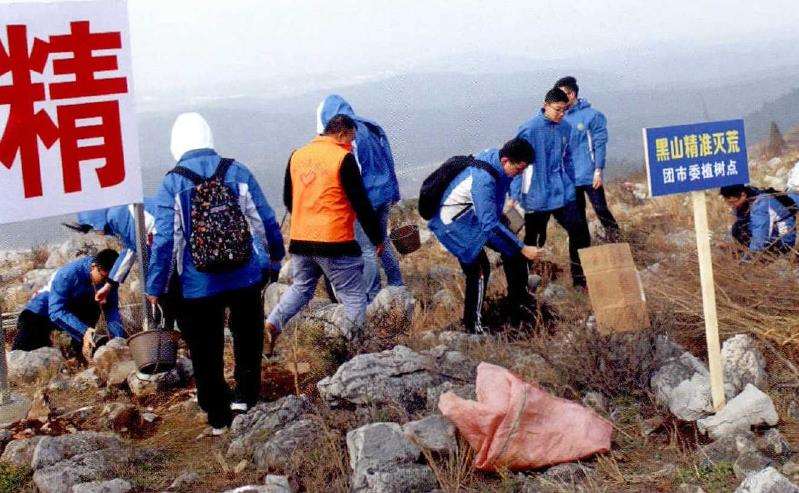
left=720, top=185, right=797, bottom=257
left=511, top=88, right=591, bottom=288
left=12, top=250, right=124, bottom=359
left=75, top=199, right=156, bottom=297
left=316, top=95, right=403, bottom=301
left=146, top=112, right=285, bottom=434
left=73, top=199, right=187, bottom=331
left=429, top=138, right=541, bottom=334
left=555, top=76, right=620, bottom=242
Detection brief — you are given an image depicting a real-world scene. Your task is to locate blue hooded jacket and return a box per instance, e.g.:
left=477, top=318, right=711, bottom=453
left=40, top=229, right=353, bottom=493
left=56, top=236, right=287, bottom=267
left=25, top=256, right=125, bottom=342
left=77, top=198, right=157, bottom=285
left=511, top=110, right=576, bottom=212
left=147, top=149, right=285, bottom=299
left=428, top=149, right=524, bottom=264
left=742, top=192, right=797, bottom=252
left=563, top=99, right=608, bottom=187
left=316, top=95, right=401, bottom=209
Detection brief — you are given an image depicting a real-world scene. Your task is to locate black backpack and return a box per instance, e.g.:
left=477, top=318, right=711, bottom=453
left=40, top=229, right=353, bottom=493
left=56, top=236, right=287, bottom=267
left=418, top=156, right=503, bottom=220
left=169, top=158, right=253, bottom=273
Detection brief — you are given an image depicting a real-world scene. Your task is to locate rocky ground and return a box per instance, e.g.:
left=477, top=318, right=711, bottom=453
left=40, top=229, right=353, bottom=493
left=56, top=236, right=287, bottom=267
left=1, top=148, right=798, bottom=492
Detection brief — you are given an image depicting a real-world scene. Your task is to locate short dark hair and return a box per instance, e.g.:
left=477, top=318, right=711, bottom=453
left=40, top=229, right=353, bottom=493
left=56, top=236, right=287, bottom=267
left=719, top=184, right=751, bottom=198
left=544, top=88, right=569, bottom=105
left=555, top=76, right=579, bottom=96
left=499, top=137, right=534, bottom=164
left=92, top=248, right=119, bottom=273
left=323, top=114, right=356, bottom=135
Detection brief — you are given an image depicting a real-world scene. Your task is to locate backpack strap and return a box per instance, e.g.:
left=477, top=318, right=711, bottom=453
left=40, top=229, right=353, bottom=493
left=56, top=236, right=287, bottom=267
left=470, top=158, right=504, bottom=183
left=168, top=166, right=205, bottom=185
left=213, top=158, right=235, bottom=181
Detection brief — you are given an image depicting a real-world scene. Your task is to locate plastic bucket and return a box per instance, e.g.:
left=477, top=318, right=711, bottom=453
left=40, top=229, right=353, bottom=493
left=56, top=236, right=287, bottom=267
left=389, top=224, right=421, bottom=255
left=128, top=329, right=181, bottom=375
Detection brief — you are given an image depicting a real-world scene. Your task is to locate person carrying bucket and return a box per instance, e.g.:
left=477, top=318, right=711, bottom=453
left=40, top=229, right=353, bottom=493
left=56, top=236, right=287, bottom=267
left=425, top=138, right=542, bottom=334
left=146, top=112, right=285, bottom=436
left=266, top=114, right=383, bottom=350
left=316, top=95, right=403, bottom=301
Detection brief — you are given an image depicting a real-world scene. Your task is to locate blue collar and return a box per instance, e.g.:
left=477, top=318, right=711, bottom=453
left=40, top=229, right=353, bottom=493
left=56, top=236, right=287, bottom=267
left=178, top=148, right=217, bottom=162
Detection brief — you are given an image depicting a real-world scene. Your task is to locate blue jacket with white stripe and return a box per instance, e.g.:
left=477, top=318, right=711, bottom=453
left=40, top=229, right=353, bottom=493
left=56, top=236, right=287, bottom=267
left=77, top=199, right=157, bottom=285
left=511, top=110, right=575, bottom=212
left=428, top=148, right=524, bottom=264
left=563, top=99, right=608, bottom=187
left=146, top=149, right=285, bottom=299
left=743, top=192, right=797, bottom=252
left=25, top=256, right=125, bottom=342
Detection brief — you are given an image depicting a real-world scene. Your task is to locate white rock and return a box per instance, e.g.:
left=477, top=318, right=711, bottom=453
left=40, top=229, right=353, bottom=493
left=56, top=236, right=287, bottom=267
left=722, top=334, right=768, bottom=400
left=347, top=422, right=437, bottom=493
left=698, top=385, right=779, bottom=440
left=7, top=347, right=65, bottom=384
left=71, top=478, right=133, bottom=493
left=735, top=466, right=799, bottom=493
left=264, top=474, right=293, bottom=493
left=366, top=286, right=417, bottom=332
left=402, top=415, right=457, bottom=454
left=347, top=422, right=419, bottom=472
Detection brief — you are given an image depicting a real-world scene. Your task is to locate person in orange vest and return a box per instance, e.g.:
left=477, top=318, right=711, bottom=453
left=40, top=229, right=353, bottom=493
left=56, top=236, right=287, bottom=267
left=265, top=114, right=383, bottom=351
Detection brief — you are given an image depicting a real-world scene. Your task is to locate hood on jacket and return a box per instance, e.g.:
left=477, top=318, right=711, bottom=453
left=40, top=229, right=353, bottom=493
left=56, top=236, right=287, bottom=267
left=316, top=95, right=356, bottom=134
left=76, top=209, right=110, bottom=233
left=569, top=98, right=592, bottom=113
left=170, top=112, right=214, bottom=161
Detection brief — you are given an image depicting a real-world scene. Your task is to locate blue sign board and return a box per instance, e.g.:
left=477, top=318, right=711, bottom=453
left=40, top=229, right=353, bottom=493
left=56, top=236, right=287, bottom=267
left=643, top=119, right=748, bottom=197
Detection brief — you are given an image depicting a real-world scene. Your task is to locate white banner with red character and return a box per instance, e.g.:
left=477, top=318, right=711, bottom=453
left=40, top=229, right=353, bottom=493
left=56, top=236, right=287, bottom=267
left=0, top=0, right=142, bottom=224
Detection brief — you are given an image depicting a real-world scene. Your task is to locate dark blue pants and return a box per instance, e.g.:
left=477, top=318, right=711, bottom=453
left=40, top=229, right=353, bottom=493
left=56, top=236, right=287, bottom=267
left=575, top=185, right=620, bottom=242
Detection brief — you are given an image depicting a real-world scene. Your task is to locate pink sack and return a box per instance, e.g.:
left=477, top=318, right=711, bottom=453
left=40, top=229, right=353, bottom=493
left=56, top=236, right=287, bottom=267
left=438, top=362, right=613, bottom=471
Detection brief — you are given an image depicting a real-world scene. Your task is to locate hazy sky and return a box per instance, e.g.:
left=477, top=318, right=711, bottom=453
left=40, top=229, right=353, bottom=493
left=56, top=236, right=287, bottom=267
left=126, top=0, right=799, bottom=98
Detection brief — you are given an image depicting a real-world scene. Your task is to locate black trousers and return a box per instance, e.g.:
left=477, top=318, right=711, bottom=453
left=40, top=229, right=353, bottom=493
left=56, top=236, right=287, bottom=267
left=524, top=201, right=591, bottom=287
left=159, top=273, right=185, bottom=332
left=12, top=308, right=95, bottom=355
left=459, top=250, right=531, bottom=333
left=180, top=284, right=264, bottom=428
left=575, top=185, right=620, bottom=242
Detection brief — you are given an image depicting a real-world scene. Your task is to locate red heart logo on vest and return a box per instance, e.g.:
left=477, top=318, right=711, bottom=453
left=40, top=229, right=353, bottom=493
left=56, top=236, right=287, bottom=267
left=300, top=170, right=316, bottom=185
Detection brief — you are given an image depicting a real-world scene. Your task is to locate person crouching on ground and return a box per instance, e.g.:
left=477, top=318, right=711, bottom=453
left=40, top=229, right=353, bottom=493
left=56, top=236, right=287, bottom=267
left=265, top=114, right=383, bottom=350
left=720, top=184, right=797, bottom=259
left=146, top=112, right=285, bottom=435
left=12, top=249, right=124, bottom=361
left=428, top=138, right=542, bottom=334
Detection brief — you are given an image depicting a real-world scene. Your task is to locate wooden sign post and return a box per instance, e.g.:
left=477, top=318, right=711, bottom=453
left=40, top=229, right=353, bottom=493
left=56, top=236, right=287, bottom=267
left=691, top=191, right=725, bottom=410
left=644, top=119, right=749, bottom=412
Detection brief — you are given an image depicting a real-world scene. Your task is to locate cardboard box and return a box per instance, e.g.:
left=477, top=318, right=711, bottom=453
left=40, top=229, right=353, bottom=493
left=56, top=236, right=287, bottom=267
left=578, top=243, right=650, bottom=334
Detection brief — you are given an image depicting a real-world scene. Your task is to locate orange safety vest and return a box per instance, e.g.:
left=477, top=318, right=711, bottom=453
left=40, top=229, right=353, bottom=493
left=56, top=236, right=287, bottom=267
left=289, top=135, right=356, bottom=243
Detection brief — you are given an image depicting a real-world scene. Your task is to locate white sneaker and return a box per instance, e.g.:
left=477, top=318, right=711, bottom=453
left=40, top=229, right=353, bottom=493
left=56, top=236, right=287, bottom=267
left=230, top=402, right=248, bottom=412
left=196, top=426, right=228, bottom=439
